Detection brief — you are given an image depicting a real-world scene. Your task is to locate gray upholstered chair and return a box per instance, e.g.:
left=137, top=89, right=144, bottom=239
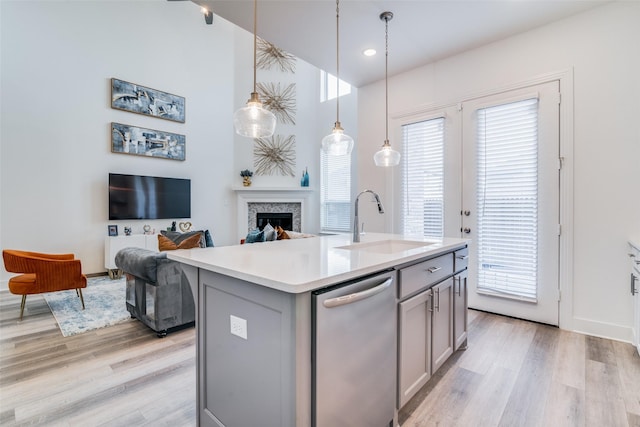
left=115, top=247, right=195, bottom=337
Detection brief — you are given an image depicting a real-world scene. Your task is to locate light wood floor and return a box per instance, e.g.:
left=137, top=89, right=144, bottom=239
left=1, top=291, right=639, bottom=427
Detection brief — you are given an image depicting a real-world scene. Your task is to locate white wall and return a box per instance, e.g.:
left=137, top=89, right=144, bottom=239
left=357, top=1, right=640, bottom=341
left=0, top=0, right=347, bottom=280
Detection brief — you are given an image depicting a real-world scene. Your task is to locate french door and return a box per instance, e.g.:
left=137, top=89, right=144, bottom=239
left=461, top=82, right=560, bottom=325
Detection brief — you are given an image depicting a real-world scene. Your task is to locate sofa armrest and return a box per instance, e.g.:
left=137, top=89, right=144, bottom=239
left=115, top=247, right=167, bottom=283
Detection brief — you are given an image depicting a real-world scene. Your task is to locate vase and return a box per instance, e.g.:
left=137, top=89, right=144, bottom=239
left=243, top=176, right=252, bottom=186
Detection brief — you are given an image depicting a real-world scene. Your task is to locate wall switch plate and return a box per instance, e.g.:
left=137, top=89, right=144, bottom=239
left=230, top=315, right=247, bottom=340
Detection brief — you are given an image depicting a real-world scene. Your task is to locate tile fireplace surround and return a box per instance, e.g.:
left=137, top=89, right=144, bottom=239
left=234, top=188, right=312, bottom=242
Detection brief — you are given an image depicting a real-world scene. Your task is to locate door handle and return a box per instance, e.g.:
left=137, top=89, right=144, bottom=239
left=463, top=228, right=471, bottom=234
left=323, top=277, right=393, bottom=308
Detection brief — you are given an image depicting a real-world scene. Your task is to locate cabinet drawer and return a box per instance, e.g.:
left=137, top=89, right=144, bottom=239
left=454, top=247, right=469, bottom=272
left=399, top=254, right=453, bottom=299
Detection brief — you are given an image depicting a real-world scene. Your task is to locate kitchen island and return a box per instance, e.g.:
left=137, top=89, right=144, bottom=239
left=167, top=232, right=468, bottom=427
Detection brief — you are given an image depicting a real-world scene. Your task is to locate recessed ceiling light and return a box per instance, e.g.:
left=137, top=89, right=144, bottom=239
left=363, top=48, right=377, bottom=57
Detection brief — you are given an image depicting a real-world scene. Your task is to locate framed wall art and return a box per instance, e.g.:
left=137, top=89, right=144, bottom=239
left=111, top=78, right=185, bottom=123
left=111, top=122, right=186, bottom=161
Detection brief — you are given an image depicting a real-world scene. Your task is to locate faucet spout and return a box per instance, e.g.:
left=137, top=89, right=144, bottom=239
left=353, top=190, right=385, bottom=242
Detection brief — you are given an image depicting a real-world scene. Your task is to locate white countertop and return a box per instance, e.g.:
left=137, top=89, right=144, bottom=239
left=167, top=232, right=469, bottom=294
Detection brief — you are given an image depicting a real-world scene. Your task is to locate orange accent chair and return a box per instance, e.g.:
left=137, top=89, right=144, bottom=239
left=2, top=250, right=87, bottom=320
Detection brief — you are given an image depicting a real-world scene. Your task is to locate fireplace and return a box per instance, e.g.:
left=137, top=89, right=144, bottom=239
left=234, top=188, right=311, bottom=241
left=256, top=212, right=293, bottom=231
left=247, top=202, right=301, bottom=232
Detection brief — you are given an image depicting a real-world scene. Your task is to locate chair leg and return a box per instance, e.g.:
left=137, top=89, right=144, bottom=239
left=19, top=295, right=26, bottom=321
left=77, top=288, right=85, bottom=310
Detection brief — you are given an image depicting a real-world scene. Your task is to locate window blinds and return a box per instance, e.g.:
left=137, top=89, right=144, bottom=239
left=401, top=118, right=445, bottom=238
left=320, top=151, right=351, bottom=231
left=476, top=98, right=539, bottom=301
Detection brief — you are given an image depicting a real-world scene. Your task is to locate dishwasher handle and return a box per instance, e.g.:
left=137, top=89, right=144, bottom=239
left=323, top=277, right=394, bottom=308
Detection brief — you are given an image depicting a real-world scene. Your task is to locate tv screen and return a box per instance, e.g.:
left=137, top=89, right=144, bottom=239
left=109, top=173, right=191, bottom=220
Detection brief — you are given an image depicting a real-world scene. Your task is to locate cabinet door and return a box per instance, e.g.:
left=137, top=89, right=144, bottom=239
left=397, top=289, right=432, bottom=409
left=454, top=270, right=468, bottom=350
left=432, top=278, right=454, bottom=374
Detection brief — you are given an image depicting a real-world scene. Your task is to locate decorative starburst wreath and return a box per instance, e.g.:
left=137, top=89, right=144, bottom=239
left=254, top=135, right=296, bottom=177
left=257, top=82, right=296, bottom=125
left=257, top=37, right=296, bottom=73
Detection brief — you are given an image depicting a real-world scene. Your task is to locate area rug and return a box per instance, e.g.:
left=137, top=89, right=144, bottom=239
left=44, top=275, right=132, bottom=337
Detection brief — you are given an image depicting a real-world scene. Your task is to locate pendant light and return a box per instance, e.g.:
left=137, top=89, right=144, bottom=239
left=373, top=11, right=401, bottom=167
left=321, top=0, right=354, bottom=156
left=233, top=0, right=276, bottom=138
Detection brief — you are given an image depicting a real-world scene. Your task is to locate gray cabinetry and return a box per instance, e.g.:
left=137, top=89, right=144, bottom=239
left=197, top=269, right=301, bottom=427
left=396, top=245, right=468, bottom=409
left=453, top=269, right=468, bottom=350
left=397, top=288, right=432, bottom=409
left=431, top=278, right=454, bottom=374
left=453, top=247, right=469, bottom=351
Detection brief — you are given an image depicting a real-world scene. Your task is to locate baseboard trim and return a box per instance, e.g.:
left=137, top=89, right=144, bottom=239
left=570, top=316, right=633, bottom=344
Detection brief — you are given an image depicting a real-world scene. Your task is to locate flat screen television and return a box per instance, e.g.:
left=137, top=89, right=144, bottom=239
left=109, top=173, right=191, bottom=220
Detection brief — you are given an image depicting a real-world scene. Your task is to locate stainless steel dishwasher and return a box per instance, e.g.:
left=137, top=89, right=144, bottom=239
left=312, top=270, right=397, bottom=427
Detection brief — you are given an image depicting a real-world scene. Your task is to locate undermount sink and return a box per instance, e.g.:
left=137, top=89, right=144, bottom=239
left=336, top=239, right=435, bottom=254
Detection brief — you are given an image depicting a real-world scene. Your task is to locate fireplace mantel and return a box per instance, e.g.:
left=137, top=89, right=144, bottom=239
left=232, top=186, right=315, bottom=193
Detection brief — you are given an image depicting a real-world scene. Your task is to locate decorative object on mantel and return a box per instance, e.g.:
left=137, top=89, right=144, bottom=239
left=111, top=122, right=185, bottom=161
left=170, top=221, right=177, bottom=232
left=300, top=167, right=309, bottom=187
left=233, top=0, right=277, bottom=139
left=241, top=169, right=254, bottom=186
left=179, top=221, right=193, bottom=232
left=108, top=225, right=118, bottom=236
left=143, top=224, right=152, bottom=234
left=321, top=0, right=354, bottom=156
left=124, top=226, right=132, bottom=236
left=373, top=11, right=401, bottom=167
left=111, top=78, right=185, bottom=123
left=257, top=37, right=296, bottom=73
left=254, top=135, right=296, bottom=176
left=257, top=82, right=296, bottom=125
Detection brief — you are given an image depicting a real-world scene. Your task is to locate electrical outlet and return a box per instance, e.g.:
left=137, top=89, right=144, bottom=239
left=229, top=315, right=247, bottom=340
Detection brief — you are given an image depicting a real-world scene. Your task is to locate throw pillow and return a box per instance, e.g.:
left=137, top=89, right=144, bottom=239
left=204, top=229, right=215, bottom=247
left=275, top=226, right=290, bottom=240
left=245, top=228, right=265, bottom=244
left=161, top=230, right=206, bottom=248
left=158, top=233, right=202, bottom=251
left=263, top=223, right=277, bottom=241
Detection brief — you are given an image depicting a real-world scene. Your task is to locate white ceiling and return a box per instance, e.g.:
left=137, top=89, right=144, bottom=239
left=189, top=0, right=610, bottom=88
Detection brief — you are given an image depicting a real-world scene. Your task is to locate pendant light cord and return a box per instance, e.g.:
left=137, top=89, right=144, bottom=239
left=253, top=0, right=258, bottom=94
left=384, top=14, right=389, bottom=143
left=335, top=0, right=340, bottom=125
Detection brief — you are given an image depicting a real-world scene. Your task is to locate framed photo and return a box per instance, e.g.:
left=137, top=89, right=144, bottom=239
left=111, top=122, right=186, bottom=161
left=111, top=78, right=185, bottom=123
left=108, top=225, right=118, bottom=236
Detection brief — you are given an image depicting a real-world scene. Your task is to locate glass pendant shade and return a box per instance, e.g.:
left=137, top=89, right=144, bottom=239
left=233, top=93, right=276, bottom=138
left=322, top=122, right=354, bottom=156
left=374, top=141, right=401, bottom=167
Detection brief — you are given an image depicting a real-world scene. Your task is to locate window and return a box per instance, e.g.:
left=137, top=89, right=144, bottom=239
left=476, top=98, right=539, bottom=301
left=320, top=150, right=351, bottom=231
left=401, top=118, right=445, bottom=238
left=320, top=70, right=351, bottom=102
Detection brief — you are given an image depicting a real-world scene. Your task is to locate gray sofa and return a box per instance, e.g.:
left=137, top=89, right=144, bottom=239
left=115, top=247, right=195, bottom=337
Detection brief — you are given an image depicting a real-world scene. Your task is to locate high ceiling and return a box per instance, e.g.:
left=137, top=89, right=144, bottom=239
left=189, top=0, right=610, bottom=88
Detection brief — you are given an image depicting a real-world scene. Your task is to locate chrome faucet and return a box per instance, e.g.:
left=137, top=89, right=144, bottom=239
left=353, top=190, right=385, bottom=242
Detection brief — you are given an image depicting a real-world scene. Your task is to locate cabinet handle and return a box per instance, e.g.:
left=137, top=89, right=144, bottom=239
left=456, top=255, right=469, bottom=260
left=435, top=288, right=440, bottom=312
left=632, top=273, right=638, bottom=296
left=427, top=266, right=441, bottom=273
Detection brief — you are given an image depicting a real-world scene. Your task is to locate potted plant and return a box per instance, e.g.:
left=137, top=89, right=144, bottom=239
left=240, top=169, right=253, bottom=186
